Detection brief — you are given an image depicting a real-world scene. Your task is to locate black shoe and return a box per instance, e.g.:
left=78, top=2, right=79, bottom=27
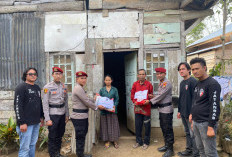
left=177, top=150, right=192, bottom=156
left=162, top=149, right=174, bottom=157
left=158, top=145, right=168, bottom=152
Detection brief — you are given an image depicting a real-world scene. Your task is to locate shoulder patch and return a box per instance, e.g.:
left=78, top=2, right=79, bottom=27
left=163, top=82, right=167, bottom=88
left=44, top=88, right=48, bottom=94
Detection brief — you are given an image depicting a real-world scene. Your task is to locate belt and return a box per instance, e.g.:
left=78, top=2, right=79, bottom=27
left=157, top=102, right=172, bottom=108
left=73, top=109, right=89, bottom=113
left=49, top=103, right=65, bottom=108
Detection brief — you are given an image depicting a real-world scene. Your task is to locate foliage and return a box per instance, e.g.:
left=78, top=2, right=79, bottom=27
left=37, top=126, right=48, bottom=150
left=209, top=62, right=222, bottom=77
left=0, top=117, right=19, bottom=149
left=186, top=22, right=206, bottom=46
left=186, top=1, right=232, bottom=46
left=221, top=101, right=232, bottom=140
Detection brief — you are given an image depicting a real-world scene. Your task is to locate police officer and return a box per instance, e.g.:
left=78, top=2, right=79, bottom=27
left=71, top=71, right=104, bottom=157
left=145, top=67, right=174, bottom=157
left=42, top=67, right=69, bottom=157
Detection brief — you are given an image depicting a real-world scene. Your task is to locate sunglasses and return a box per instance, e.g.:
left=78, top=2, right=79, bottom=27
left=27, top=73, right=37, bottom=76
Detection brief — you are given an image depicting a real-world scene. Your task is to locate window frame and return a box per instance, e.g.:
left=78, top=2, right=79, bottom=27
left=49, top=53, right=75, bottom=93
left=144, top=49, right=168, bottom=94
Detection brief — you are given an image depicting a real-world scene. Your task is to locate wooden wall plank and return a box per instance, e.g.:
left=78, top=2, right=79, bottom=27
left=102, top=38, right=139, bottom=50
left=89, top=0, right=102, bottom=9
left=103, top=0, right=181, bottom=11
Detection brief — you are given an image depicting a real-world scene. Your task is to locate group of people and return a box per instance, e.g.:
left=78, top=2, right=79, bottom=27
left=13, top=57, right=221, bottom=157
left=130, top=57, right=221, bottom=157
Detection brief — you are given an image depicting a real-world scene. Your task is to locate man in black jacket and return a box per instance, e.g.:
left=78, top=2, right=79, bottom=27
left=177, top=62, right=199, bottom=157
left=189, top=58, right=221, bottom=157
left=14, top=67, right=44, bottom=157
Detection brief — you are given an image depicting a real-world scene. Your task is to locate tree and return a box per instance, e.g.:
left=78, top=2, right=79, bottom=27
left=186, top=22, right=206, bottom=46
left=186, top=0, right=232, bottom=46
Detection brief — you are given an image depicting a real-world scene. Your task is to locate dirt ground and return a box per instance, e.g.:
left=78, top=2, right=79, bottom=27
left=2, top=126, right=231, bottom=157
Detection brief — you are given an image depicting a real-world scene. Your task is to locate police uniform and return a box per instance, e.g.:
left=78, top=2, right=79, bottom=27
left=71, top=71, right=98, bottom=157
left=150, top=68, right=174, bottom=157
left=42, top=67, right=69, bottom=157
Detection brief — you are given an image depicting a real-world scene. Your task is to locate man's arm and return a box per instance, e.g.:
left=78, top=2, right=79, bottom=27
left=130, top=83, right=136, bottom=103
left=74, top=86, right=97, bottom=110
left=38, top=88, right=44, bottom=124
left=177, top=84, right=181, bottom=119
left=208, top=83, right=221, bottom=128
left=14, top=85, right=26, bottom=126
left=42, top=87, right=51, bottom=123
left=150, top=81, right=172, bottom=105
left=64, top=86, right=69, bottom=117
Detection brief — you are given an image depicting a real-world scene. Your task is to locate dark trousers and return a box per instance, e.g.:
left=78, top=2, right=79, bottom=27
left=135, top=114, right=151, bottom=145
left=181, top=116, right=199, bottom=156
left=71, top=118, right=88, bottom=157
left=159, top=112, right=174, bottom=149
left=48, top=114, right=66, bottom=157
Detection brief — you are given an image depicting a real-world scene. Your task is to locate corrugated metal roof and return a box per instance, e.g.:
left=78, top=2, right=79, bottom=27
left=188, top=23, right=232, bottom=47
left=0, top=13, right=46, bottom=90
left=187, top=41, right=232, bottom=56
left=0, top=14, right=13, bottom=89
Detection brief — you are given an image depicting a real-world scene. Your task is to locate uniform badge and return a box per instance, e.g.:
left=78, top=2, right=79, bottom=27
left=163, top=82, right=167, bottom=88
left=44, top=88, right=48, bottom=94
left=78, top=72, right=82, bottom=75
left=185, top=85, right=188, bottom=90
left=54, top=68, right=58, bottom=72
left=200, top=88, right=204, bottom=97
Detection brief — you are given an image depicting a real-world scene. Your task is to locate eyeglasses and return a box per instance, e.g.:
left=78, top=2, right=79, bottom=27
left=27, top=73, right=37, bottom=76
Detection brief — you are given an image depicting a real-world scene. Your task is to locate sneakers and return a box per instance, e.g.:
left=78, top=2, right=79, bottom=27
left=142, top=144, right=149, bottom=150
left=133, top=143, right=140, bottom=148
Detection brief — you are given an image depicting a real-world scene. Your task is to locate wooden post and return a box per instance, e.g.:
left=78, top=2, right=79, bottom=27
left=221, top=0, right=227, bottom=76
left=138, top=11, right=144, bottom=69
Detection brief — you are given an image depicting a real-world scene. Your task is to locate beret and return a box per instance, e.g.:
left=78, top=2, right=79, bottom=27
left=76, top=71, right=88, bottom=77
left=52, top=67, right=63, bottom=73
left=155, top=67, right=166, bottom=73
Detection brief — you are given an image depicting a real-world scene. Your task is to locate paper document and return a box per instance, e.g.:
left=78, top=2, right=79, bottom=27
left=134, top=90, right=148, bottom=102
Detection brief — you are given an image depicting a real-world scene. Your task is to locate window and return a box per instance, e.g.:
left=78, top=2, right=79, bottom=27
left=51, top=55, right=74, bottom=92
left=145, top=50, right=167, bottom=93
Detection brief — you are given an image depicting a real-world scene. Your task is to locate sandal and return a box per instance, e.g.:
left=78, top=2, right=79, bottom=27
left=114, top=142, right=119, bottom=149
left=104, top=142, right=110, bottom=148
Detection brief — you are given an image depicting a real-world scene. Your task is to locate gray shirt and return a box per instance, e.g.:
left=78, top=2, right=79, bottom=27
left=71, top=83, right=98, bottom=119
left=150, top=78, right=173, bottom=113
left=42, top=81, right=69, bottom=122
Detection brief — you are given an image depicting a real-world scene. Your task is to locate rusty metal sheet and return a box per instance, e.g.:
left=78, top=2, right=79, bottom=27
left=0, top=13, right=46, bottom=90
left=0, top=14, right=12, bottom=89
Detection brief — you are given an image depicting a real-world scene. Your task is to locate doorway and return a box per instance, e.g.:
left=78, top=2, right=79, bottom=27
left=103, top=51, right=137, bottom=135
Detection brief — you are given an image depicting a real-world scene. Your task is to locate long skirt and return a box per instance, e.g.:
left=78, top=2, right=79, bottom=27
left=100, top=113, right=120, bottom=142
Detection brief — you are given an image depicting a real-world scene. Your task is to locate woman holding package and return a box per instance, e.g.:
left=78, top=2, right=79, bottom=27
left=99, top=75, right=120, bottom=149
